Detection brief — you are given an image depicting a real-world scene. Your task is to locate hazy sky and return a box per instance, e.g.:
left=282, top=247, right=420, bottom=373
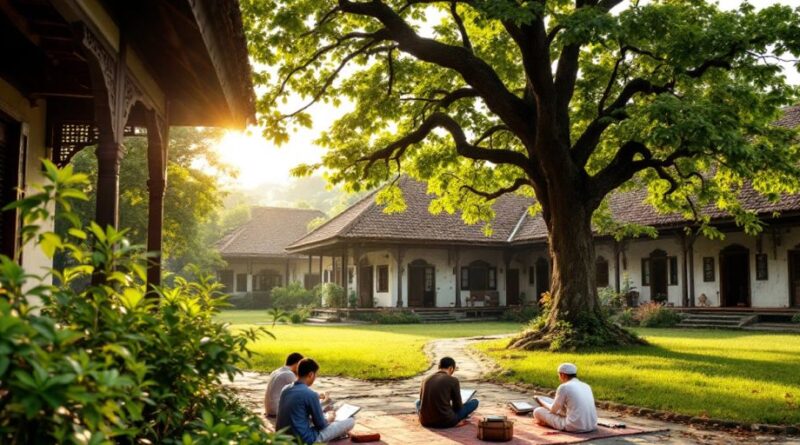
left=214, top=0, right=800, bottom=189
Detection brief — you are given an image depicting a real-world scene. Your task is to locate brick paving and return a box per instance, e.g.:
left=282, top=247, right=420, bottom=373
left=227, top=335, right=800, bottom=444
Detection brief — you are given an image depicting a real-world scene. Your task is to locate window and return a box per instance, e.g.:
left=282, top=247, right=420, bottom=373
left=236, top=273, right=247, bottom=292
left=253, top=270, right=282, bottom=291
left=703, top=257, right=715, bottom=282
left=669, top=256, right=678, bottom=285
left=219, top=270, right=234, bottom=292
left=461, top=261, right=497, bottom=290
left=641, top=259, right=650, bottom=286
left=756, top=253, right=768, bottom=280
left=377, top=265, right=389, bottom=292
left=595, top=256, right=609, bottom=287
left=529, top=266, right=535, bottom=284
left=425, top=268, right=435, bottom=291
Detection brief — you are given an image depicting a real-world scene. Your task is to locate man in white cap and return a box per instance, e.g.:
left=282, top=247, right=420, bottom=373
left=533, top=363, right=597, bottom=433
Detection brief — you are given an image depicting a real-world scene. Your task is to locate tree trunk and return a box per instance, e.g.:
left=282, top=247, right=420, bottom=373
left=509, top=195, right=643, bottom=351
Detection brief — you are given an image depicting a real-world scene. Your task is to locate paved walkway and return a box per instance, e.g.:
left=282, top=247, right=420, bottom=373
left=228, top=336, right=799, bottom=444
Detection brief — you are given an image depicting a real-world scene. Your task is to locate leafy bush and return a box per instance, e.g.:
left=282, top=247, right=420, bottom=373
left=348, top=290, right=358, bottom=308
left=289, top=306, right=312, bottom=324
left=501, top=306, right=540, bottom=323
left=614, top=308, right=638, bottom=327
left=0, top=162, right=295, bottom=444
left=319, top=283, right=346, bottom=308
left=792, top=313, right=800, bottom=324
left=598, top=286, right=626, bottom=317
left=271, top=281, right=317, bottom=309
left=635, top=302, right=682, bottom=327
left=225, top=291, right=272, bottom=310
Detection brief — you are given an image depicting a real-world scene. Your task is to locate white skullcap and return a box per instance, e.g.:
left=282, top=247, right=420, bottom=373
left=557, top=363, right=578, bottom=375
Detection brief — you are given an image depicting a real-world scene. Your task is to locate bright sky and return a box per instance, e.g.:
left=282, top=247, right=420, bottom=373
left=214, top=0, right=800, bottom=189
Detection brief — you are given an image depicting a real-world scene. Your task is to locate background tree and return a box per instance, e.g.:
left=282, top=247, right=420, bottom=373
left=243, top=0, right=800, bottom=349
left=59, top=127, right=234, bottom=276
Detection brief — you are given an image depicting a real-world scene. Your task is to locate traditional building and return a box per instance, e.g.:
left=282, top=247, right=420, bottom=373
left=216, top=207, right=329, bottom=295
left=286, top=129, right=800, bottom=312
left=1, top=0, right=254, bottom=285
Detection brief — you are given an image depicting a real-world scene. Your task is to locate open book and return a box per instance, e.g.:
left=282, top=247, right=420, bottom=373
left=460, top=389, right=476, bottom=403
left=534, top=396, right=554, bottom=411
left=507, top=400, right=535, bottom=414
left=334, top=403, right=361, bottom=422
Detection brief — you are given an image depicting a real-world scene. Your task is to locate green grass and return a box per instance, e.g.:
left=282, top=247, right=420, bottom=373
left=475, top=328, right=800, bottom=425
left=218, top=310, right=519, bottom=380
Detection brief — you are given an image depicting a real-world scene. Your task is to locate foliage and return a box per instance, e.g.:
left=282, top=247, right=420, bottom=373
left=348, top=291, right=358, bottom=308
left=243, top=0, right=800, bottom=348
left=635, top=302, right=683, bottom=328
left=478, top=328, right=800, bottom=425
left=614, top=308, right=638, bottom=327
left=289, top=306, right=312, bottom=324
left=217, top=312, right=518, bottom=379
left=791, top=313, right=800, bottom=324
left=268, top=307, right=290, bottom=327
left=352, top=310, right=421, bottom=324
left=59, top=128, right=234, bottom=277
left=270, top=281, right=318, bottom=309
left=500, top=306, right=540, bottom=323
left=598, top=286, right=625, bottom=316
left=319, top=283, right=346, bottom=308
left=226, top=291, right=272, bottom=310
left=0, top=162, right=294, bottom=444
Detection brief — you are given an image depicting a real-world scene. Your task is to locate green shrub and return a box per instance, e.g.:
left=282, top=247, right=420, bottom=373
left=501, top=306, right=540, bottom=323
left=792, top=313, right=800, bottom=324
left=319, top=283, right=346, bottom=308
left=0, top=162, right=295, bottom=444
left=348, top=290, right=358, bottom=308
left=271, top=281, right=317, bottom=309
left=289, top=306, right=312, bottom=324
left=352, top=310, right=421, bottom=324
left=614, top=308, right=638, bottom=327
left=635, top=302, right=682, bottom=327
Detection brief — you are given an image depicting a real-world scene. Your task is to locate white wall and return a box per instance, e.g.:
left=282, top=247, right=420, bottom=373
left=1, top=77, right=53, bottom=300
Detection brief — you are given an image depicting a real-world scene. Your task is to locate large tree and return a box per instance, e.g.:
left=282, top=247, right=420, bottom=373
left=243, top=0, right=800, bottom=349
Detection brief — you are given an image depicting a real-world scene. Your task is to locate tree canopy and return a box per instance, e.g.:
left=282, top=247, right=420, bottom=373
left=242, top=0, right=800, bottom=349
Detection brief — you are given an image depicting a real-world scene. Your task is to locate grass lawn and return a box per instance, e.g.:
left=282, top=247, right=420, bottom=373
left=475, top=328, right=800, bottom=425
left=218, top=310, right=519, bottom=380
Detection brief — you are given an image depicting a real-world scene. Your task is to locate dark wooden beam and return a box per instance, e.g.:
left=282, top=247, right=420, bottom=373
left=145, top=108, right=168, bottom=290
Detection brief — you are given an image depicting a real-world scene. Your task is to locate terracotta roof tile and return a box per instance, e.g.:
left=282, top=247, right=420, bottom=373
left=217, top=207, right=325, bottom=257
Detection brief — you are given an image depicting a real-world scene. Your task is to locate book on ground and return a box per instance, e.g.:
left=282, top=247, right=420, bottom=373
left=508, top=401, right=535, bottom=414
left=334, top=403, right=361, bottom=422
left=460, top=389, right=476, bottom=403
left=598, top=418, right=626, bottom=428
left=534, top=396, right=554, bottom=411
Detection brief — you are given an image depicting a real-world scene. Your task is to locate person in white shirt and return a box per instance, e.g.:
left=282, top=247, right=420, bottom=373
left=264, top=352, right=304, bottom=417
left=533, top=363, right=598, bottom=433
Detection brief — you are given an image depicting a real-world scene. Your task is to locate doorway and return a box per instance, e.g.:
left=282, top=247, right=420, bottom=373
left=408, top=259, right=435, bottom=307
left=720, top=245, right=750, bottom=307
left=359, top=265, right=374, bottom=308
left=506, top=268, right=520, bottom=305
left=648, top=250, right=669, bottom=303
left=0, top=112, right=22, bottom=259
left=789, top=251, right=800, bottom=307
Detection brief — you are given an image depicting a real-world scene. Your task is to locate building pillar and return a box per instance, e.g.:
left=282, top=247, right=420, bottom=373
left=453, top=247, right=461, bottom=307
left=614, top=240, right=621, bottom=293
left=341, top=248, right=349, bottom=302
left=396, top=246, right=405, bottom=307
left=307, top=255, right=313, bottom=289
left=145, top=110, right=168, bottom=289
left=319, top=255, right=324, bottom=282
left=285, top=258, right=290, bottom=286
left=688, top=240, right=696, bottom=307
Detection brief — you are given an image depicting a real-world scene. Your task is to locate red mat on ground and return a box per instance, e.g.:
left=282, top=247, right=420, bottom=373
left=341, top=409, right=664, bottom=445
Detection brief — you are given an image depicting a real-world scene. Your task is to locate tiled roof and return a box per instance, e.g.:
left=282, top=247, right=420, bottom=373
left=289, top=177, right=531, bottom=249
left=216, top=207, right=325, bottom=257
left=289, top=106, right=800, bottom=250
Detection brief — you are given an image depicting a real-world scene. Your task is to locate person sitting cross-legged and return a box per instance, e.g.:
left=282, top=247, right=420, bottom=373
left=533, top=363, right=598, bottom=433
left=276, top=358, right=354, bottom=444
left=264, top=352, right=304, bottom=418
left=416, top=357, right=479, bottom=428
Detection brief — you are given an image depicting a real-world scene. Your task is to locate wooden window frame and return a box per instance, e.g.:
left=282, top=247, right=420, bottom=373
left=235, top=273, right=247, bottom=292
left=702, top=257, right=715, bottom=282
left=641, top=258, right=651, bottom=286
left=596, top=256, right=609, bottom=288
left=755, top=253, right=768, bottom=281
left=669, top=256, right=678, bottom=286
left=377, top=265, right=389, bottom=292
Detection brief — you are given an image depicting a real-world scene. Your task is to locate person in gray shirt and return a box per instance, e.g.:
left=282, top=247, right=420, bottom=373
left=264, top=352, right=304, bottom=417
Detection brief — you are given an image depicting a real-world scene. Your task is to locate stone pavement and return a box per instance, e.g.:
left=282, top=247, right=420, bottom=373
left=227, top=335, right=800, bottom=444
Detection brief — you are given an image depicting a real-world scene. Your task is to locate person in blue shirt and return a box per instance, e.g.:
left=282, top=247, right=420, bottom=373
left=276, top=358, right=355, bottom=444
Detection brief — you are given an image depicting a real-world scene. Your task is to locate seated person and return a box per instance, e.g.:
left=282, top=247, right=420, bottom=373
left=416, top=357, right=479, bottom=428
left=533, top=363, right=597, bottom=433
left=264, top=352, right=304, bottom=417
left=276, top=358, right=355, bottom=444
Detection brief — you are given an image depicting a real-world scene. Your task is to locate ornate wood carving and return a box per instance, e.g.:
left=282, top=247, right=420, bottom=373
left=52, top=123, right=144, bottom=167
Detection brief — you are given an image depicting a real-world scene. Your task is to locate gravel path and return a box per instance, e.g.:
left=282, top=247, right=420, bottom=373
left=227, top=335, right=799, bottom=444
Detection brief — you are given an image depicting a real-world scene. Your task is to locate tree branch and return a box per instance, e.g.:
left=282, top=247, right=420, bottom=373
left=460, top=178, right=531, bottom=200
left=450, top=1, right=473, bottom=52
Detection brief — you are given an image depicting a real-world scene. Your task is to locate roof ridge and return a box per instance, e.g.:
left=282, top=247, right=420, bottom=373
left=289, top=185, right=383, bottom=247
left=216, top=225, right=245, bottom=251
left=507, top=208, right=528, bottom=242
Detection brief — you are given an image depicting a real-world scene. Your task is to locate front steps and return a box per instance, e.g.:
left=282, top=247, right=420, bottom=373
left=411, top=309, right=460, bottom=323
left=677, top=312, right=756, bottom=329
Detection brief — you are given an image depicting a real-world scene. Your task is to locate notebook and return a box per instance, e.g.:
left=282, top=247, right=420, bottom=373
left=508, top=400, right=535, bottom=414
left=534, top=396, right=554, bottom=411
left=460, top=389, right=477, bottom=402
left=334, top=403, right=361, bottom=422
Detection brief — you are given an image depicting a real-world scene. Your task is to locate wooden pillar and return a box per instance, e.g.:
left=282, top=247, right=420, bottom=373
left=614, top=240, right=621, bottom=293
left=341, top=248, right=349, bottom=302
left=688, top=239, right=696, bottom=307
left=285, top=258, right=290, bottom=286
left=396, top=246, right=405, bottom=307
left=319, top=255, right=324, bottom=283
left=307, top=255, right=312, bottom=288
left=145, top=110, right=167, bottom=289
left=453, top=247, right=461, bottom=307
